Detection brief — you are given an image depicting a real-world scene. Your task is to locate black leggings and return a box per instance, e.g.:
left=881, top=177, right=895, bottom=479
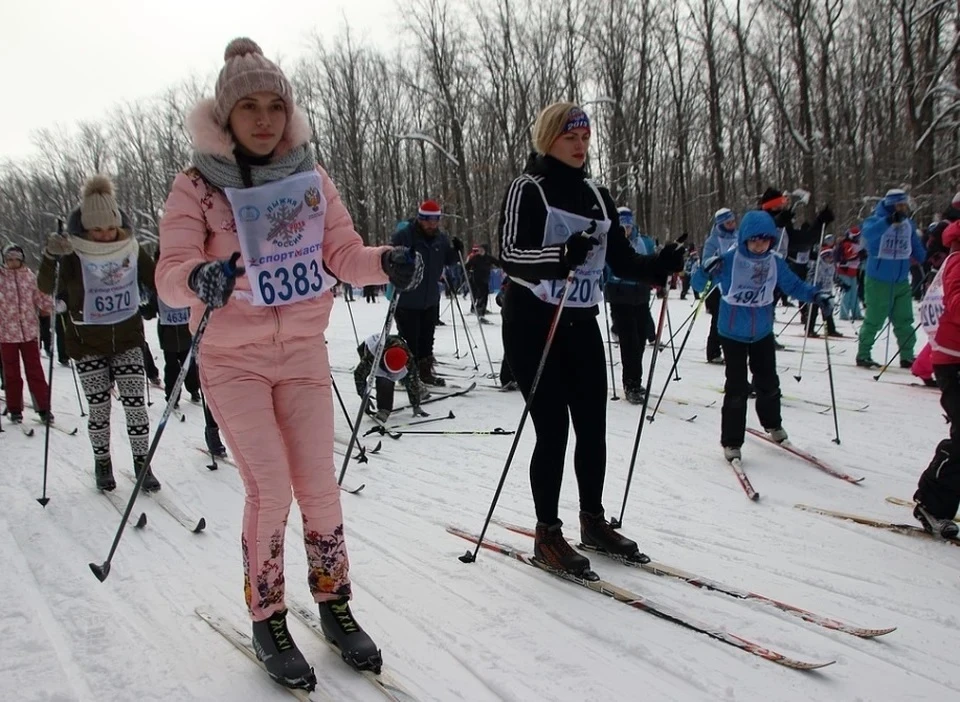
left=502, top=287, right=607, bottom=524
left=720, top=333, right=782, bottom=448
left=609, top=303, right=648, bottom=391
left=915, top=364, right=960, bottom=518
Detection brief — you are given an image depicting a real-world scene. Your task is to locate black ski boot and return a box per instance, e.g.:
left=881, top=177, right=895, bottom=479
left=624, top=385, right=646, bottom=405
left=856, top=357, right=881, bottom=369
left=9, top=411, right=23, bottom=423
left=418, top=357, right=446, bottom=387
left=134, top=456, right=162, bottom=493
left=37, top=410, right=54, bottom=425
left=317, top=596, right=383, bottom=673
left=95, top=457, right=116, bottom=492
left=252, top=609, right=317, bottom=691
left=534, top=520, right=596, bottom=579
left=580, top=510, right=650, bottom=564
left=204, top=427, right=227, bottom=458
left=914, top=504, right=959, bottom=540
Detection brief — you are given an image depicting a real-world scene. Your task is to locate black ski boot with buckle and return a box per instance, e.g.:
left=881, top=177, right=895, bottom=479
left=579, top=510, right=650, bottom=564
left=252, top=609, right=317, bottom=691
left=318, top=596, right=383, bottom=673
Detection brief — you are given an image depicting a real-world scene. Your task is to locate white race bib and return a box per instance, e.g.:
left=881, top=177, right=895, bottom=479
left=920, top=254, right=955, bottom=336
left=723, top=250, right=777, bottom=307
left=522, top=178, right=611, bottom=308
left=158, top=297, right=190, bottom=326
left=878, top=223, right=911, bottom=261
left=76, top=249, right=140, bottom=325
left=225, top=171, right=336, bottom=307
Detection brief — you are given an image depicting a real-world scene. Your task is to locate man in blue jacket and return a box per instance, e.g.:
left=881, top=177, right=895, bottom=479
left=693, top=211, right=829, bottom=461
left=856, top=189, right=926, bottom=368
left=391, top=200, right=463, bottom=385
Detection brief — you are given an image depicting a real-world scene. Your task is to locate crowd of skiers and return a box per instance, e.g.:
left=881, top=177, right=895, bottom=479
left=1, top=37, right=959, bottom=694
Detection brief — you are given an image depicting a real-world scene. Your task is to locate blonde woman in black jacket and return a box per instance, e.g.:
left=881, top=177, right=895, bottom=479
left=498, top=102, right=684, bottom=576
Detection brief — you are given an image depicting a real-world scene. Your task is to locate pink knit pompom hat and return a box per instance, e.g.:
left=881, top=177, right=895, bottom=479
left=213, top=37, right=295, bottom=127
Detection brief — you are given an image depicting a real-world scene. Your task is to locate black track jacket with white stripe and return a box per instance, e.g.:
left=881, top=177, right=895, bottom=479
left=497, top=153, right=665, bottom=318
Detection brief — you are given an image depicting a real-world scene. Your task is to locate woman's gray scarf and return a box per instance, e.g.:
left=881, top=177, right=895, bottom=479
left=192, top=144, right=316, bottom=190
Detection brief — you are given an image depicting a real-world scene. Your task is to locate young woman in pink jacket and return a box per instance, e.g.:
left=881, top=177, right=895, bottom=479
left=156, top=38, right=422, bottom=692
left=0, top=244, right=53, bottom=424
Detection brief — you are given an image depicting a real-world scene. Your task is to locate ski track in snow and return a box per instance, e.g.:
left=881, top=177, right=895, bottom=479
left=2, top=296, right=959, bottom=701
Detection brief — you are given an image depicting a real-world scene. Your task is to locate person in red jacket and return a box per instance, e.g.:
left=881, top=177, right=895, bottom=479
left=836, top=226, right=864, bottom=320
left=0, top=244, right=54, bottom=424
left=914, top=220, right=960, bottom=538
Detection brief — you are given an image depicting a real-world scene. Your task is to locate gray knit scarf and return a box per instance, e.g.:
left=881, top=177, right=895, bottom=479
left=192, top=144, right=316, bottom=190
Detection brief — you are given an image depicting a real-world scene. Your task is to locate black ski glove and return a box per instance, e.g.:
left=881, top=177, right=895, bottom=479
left=818, top=205, right=835, bottom=226
left=188, top=252, right=243, bottom=308
left=562, top=234, right=600, bottom=269
left=451, top=237, right=464, bottom=254
left=381, top=246, right=424, bottom=291
left=655, top=242, right=685, bottom=274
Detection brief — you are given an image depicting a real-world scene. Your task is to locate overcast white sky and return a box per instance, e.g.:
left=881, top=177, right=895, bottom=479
left=1, top=0, right=401, bottom=161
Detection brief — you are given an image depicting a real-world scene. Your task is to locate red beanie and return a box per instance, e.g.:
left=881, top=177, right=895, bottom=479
left=383, top=346, right=409, bottom=373
left=418, top=200, right=442, bottom=220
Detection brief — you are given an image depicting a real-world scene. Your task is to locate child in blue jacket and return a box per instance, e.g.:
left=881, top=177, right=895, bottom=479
left=693, top=211, right=831, bottom=461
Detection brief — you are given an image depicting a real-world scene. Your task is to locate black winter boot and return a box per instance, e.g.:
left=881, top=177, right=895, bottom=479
left=317, top=597, right=382, bottom=673
left=579, top=510, right=650, bottom=564
left=204, top=427, right=227, bottom=458
left=418, top=357, right=446, bottom=387
left=252, top=610, right=317, bottom=690
left=534, top=520, right=596, bottom=579
left=95, top=457, right=116, bottom=492
left=134, top=456, right=161, bottom=492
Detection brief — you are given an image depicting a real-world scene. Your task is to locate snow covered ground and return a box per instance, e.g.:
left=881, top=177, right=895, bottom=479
left=1, top=291, right=957, bottom=702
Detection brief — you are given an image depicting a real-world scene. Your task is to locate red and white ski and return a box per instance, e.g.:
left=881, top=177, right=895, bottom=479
left=746, top=428, right=864, bottom=484
left=449, top=526, right=835, bottom=670
left=728, top=457, right=760, bottom=501
left=492, top=519, right=894, bottom=638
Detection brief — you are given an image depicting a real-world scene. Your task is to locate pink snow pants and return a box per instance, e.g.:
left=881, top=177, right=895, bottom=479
left=200, top=335, right=351, bottom=622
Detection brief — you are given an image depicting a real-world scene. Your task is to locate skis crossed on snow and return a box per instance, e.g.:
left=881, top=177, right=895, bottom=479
left=448, top=526, right=841, bottom=670
left=795, top=503, right=960, bottom=546
left=490, top=519, right=895, bottom=639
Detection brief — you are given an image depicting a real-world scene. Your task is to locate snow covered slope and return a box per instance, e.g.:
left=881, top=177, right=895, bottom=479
left=1, top=293, right=957, bottom=701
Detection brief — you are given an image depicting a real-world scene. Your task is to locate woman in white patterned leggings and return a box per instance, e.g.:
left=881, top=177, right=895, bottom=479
left=37, top=175, right=160, bottom=492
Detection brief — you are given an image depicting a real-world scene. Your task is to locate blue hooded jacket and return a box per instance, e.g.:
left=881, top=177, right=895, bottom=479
left=702, top=222, right=738, bottom=261
left=692, top=211, right=819, bottom=343
left=860, top=200, right=926, bottom=284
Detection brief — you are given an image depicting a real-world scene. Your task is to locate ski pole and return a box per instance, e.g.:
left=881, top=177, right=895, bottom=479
left=457, top=249, right=498, bottom=381
left=393, top=428, right=513, bottom=436
left=663, top=304, right=697, bottom=347
left=775, top=304, right=803, bottom=338
left=444, top=277, right=461, bottom=359
left=823, top=326, right=842, bottom=445
left=90, top=255, right=242, bottom=582
left=794, top=224, right=828, bottom=383
left=873, top=321, right=921, bottom=381
left=610, top=285, right=670, bottom=529
left=37, top=218, right=65, bottom=507
left=459, top=269, right=580, bottom=565
left=338, top=292, right=401, bottom=485
left=70, top=360, right=86, bottom=416
left=602, top=298, right=620, bottom=401
left=343, top=286, right=360, bottom=348
left=449, top=278, right=480, bottom=367
left=647, top=282, right=711, bottom=423
left=330, top=374, right=375, bottom=463
left=365, top=409, right=455, bottom=436
left=664, top=298, right=680, bottom=381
